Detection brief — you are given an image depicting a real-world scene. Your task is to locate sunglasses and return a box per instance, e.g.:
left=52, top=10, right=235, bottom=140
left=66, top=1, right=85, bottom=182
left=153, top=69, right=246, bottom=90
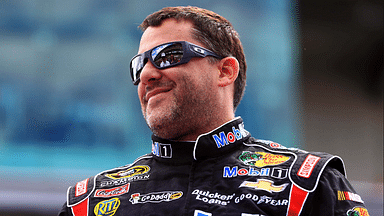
left=130, top=41, right=223, bottom=85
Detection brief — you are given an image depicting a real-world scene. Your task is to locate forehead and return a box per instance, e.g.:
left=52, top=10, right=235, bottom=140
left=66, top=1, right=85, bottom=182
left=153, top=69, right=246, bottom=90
left=138, top=19, right=200, bottom=53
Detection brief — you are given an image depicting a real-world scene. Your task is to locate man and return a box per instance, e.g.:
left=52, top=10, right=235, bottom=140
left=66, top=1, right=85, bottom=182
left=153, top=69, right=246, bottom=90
left=58, top=6, right=369, bottom=216
left=159, top=53, right=170, bottom=67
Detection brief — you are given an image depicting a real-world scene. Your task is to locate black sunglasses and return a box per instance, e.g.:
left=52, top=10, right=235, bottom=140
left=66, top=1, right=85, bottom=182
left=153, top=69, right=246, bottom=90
left=130, top=41, right=223, bottom=85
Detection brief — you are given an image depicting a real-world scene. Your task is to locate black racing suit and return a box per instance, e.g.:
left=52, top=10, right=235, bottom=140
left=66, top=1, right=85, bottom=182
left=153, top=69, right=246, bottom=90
left=58, top=117, right=369, bottom=216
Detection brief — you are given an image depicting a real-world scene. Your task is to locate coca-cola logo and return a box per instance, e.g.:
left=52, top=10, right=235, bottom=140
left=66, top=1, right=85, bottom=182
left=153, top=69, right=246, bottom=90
left=94, top=183, right=130, bottom=198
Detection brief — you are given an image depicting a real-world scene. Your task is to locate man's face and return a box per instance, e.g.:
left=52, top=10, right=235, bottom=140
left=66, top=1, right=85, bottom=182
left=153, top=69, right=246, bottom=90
left=136, top=19, right=220, bottom=140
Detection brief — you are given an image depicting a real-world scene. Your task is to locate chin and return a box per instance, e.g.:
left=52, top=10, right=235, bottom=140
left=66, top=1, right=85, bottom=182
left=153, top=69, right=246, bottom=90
left=146, top=112, right=173, bottom=132
left=145, top=111, right=184, bottom=139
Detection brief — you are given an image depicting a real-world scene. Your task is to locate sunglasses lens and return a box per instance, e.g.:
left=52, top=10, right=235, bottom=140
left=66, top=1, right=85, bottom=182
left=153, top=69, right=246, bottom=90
left=151, top=42, right=183, bottom=68
left=130, top=54, right=145, bottom=84
left=130, top=42, right=184, bottom=84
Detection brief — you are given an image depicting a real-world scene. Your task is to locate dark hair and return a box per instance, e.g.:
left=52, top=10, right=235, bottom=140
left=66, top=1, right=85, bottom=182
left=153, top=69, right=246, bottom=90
left=139, top=6, right=247, bottom=110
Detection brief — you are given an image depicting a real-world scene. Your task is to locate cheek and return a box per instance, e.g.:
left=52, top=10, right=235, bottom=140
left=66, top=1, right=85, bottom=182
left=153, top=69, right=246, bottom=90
left=184, top=61, right=215, bottom=83
left=179, top=73, right=214, bottom=100
left=137, top=85, right=145, bottom=103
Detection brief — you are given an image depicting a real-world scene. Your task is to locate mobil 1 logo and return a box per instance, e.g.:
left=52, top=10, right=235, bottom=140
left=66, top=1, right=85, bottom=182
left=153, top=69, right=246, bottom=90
left=152, top=142, right=172, bottom=158
left=223, top=166, right=288, bottom=179
left=271, top=168, right=288, bottom=179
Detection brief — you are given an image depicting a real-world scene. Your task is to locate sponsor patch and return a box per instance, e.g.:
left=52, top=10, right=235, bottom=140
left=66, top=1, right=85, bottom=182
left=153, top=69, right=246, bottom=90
left=212, top=123, right=248, bottom=148
left=94, top=198, right=120, bottom=216
left=239, top=179, right=288, bottom=193
left=257, top=195, right=288, bottom=206
left=100, top=174, right=149, bottom=187
left=152, top=142, right=172, bottom=158
left=192, top=189, right=235, bottom=206
left=239, top=151, right=290, bottom=167
left=194, top=210, right=212, bottom=216
left=256, top=139, right=287, bottom=149
left=346, top=207, right=369, bottom=216
left=75, top=178, right=89, bottom=197
left=223, top=167, right=270, bottom=178
left=223, top=166, right=288, bottom=179
left=234, top=193, right=260, bottom=204
left=271, top=168, right=288, bottom=179
left=297, top=154, right=320, bottom=178
left=129, top=191, right=183, bottom=204
left=105, top=165, right=150, bottom=180
left=234, top=193, right=288, bottom=206
left=338, top=191, right=364, bottom=203
left=269, top=142, right=282, bottom=148
left=94, top=183, right=130, bottom=198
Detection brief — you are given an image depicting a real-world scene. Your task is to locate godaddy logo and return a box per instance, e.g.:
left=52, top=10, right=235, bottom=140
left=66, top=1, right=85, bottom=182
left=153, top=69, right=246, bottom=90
left=129, top=191, right=183, bottom=204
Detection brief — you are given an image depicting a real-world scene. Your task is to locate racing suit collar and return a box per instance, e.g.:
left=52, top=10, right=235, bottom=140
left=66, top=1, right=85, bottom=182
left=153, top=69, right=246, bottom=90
left=151, top=117, right=251, bottom=163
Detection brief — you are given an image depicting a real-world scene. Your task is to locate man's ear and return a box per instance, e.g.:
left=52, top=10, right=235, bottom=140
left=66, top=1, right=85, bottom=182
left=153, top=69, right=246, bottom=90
left=217, top=57, right=239, bottom=87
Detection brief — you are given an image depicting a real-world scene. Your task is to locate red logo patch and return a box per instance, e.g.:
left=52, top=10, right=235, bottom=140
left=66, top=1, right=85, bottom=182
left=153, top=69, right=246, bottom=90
left=94, top=183, right=130, bottom=198
left=270, top=142, right=282, bottom=148
left=297, top=155, right=320, bottom=178
left=75, top=178, right=89, bottom=197
left=338, top=191, right=364, bottom=203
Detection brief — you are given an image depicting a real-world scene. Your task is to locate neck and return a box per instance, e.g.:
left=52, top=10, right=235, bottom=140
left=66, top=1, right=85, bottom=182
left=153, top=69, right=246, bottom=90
left=170, top=115, right=236, bottom=141
left=151, top=117, right=249, bottom=162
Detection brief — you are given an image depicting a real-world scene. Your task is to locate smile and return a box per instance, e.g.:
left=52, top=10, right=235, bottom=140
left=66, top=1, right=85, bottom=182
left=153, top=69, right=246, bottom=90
left=144, top=87, right=172, bottom=102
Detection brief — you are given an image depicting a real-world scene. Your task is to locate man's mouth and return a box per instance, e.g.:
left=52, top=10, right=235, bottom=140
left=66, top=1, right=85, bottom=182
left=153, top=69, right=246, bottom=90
left=144, top=87, right=173, bottom=102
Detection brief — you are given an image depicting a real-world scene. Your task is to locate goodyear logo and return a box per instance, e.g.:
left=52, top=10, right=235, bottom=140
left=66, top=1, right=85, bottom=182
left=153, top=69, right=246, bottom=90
left=94, top=198, right=120, bottom=216
left=239, top=179, right=288, bottom=193
left=347, top=207, right=370, bottom=216
left=106, top=165, right=150, bottom=180
left=239, top=151, right=290, bottom=167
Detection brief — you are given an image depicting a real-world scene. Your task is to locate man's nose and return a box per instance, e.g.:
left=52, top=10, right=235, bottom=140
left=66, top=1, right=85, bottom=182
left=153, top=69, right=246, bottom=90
left=139, top=61, right=162, bottom=85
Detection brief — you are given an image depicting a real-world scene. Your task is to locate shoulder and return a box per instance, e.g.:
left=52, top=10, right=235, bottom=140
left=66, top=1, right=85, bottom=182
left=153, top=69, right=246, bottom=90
left=243, top=137, right=346, bottom=192
left=65, top=153, right=153, bottom=208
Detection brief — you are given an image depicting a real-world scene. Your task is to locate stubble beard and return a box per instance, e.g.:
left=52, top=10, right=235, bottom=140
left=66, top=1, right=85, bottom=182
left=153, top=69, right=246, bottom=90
left=142, top=77, right=214, bottom=140
left=143, top=94, right=182, bottom=139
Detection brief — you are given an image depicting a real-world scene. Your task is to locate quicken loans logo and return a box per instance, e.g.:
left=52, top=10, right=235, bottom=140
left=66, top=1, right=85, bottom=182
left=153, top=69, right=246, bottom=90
left=212, top=124, right=247, bottom=148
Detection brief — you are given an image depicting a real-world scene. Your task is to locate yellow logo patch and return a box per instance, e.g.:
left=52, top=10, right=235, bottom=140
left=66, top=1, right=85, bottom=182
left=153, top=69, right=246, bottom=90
left=106, top=165, right=150, bottom=179
left=239, top=151, right=290, bottom=167
left=94, top=198, right=120, bottom=216
left=347, top=207, right=369, bottom=216
left=240, top=179, right=288, bottom=193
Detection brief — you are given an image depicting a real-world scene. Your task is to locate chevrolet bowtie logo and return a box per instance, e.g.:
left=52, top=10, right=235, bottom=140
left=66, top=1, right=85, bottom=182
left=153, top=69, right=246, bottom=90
left=239, top=179, right=288, bottom=193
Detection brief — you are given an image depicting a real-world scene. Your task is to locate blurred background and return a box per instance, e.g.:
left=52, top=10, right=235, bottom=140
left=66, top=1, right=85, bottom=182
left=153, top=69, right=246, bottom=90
left=0, top=0, right=382, bottom=215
